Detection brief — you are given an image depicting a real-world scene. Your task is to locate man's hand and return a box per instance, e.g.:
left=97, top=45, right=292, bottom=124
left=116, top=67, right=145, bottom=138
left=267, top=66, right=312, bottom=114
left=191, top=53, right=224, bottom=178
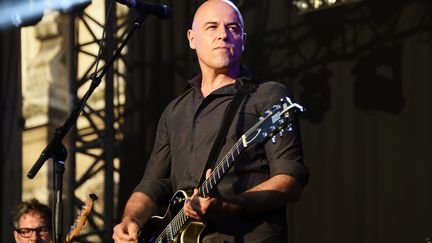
left=183, top=169, right=222, bottom=220
left=112, top=217, right=141, bottom=242
left=112, top=192, right=158, bottom=242
left=183, top=188, right=222, bottom=220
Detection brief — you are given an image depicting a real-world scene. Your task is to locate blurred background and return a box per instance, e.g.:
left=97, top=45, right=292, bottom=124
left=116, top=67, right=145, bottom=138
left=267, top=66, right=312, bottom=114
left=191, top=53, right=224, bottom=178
left=1, top=0, right=431, bottom=242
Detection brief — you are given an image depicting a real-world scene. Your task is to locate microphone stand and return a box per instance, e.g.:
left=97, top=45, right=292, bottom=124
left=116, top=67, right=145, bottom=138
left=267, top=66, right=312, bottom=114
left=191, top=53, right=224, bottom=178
left=27, top=14, right=150, bottom=243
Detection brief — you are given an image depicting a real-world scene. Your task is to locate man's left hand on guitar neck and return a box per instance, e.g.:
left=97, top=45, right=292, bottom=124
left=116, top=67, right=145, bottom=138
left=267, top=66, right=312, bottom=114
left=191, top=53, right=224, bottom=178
left=184, top=169, right=225, bottom=220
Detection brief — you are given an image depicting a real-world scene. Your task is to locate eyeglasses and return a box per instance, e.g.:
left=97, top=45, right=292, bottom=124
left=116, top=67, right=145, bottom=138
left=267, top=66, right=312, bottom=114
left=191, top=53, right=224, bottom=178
left=15, top=225, right=51, bottom=238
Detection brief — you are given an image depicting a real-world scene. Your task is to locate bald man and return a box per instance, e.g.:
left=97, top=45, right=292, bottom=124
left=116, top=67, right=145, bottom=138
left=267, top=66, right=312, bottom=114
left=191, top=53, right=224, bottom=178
left=113, top=1, right=309, bottom=242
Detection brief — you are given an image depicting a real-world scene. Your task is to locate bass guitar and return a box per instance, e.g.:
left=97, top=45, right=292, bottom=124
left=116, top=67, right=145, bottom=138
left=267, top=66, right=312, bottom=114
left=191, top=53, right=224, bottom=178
left=139, top=97, right=304, bottom=243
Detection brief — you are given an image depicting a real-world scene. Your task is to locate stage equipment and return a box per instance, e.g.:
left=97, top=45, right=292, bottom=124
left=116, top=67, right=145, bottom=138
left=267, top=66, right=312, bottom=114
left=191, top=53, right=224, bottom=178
left=292, top=0, right=362, bottom=14
left=0, top=0, right=91, bottom=29
left=27, top=1, right=171, bottom=242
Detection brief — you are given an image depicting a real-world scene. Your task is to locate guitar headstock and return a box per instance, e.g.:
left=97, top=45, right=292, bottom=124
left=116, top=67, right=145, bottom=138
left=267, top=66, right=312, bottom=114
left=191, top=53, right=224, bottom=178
left=243, top=97, right=304, bottom=146
left=65, top=194, right=98, bottom=243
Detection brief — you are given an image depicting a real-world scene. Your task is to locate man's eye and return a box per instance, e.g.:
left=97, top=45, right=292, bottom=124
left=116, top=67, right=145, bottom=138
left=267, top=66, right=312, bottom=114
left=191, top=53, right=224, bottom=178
left=207, top=26, right=217, bottom=30
left=39, top=226, right=49, bottom=233
left=19, top=229, right=31, bottom=234
left=228, top=26, right=239, bottom=32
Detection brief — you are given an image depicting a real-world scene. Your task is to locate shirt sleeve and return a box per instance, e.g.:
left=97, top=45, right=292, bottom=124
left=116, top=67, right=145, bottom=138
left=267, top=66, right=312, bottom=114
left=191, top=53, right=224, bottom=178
left=262, top=82, right=310, bottom=186
left=133, top=107, right=173, bottom=206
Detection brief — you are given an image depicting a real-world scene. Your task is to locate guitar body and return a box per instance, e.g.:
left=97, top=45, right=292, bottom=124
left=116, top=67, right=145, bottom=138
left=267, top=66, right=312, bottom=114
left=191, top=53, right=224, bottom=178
left=179, top=221, right=205, bottom=243
left=139, top=190, right=205, bottom=243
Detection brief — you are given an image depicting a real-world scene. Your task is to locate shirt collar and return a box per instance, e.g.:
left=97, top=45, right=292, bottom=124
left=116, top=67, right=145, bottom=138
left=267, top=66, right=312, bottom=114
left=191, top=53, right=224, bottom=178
left=185, top=65, right=252, bottom=95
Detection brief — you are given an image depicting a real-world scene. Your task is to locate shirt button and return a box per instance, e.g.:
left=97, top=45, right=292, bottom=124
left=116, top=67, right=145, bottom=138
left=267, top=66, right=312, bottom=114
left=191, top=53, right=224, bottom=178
left=191, top=145, right=197, bottom=151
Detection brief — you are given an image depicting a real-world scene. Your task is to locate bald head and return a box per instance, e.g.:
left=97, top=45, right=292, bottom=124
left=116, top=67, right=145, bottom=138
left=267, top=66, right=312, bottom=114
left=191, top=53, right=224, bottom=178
left=192, top=0, right=244, bottom=31
left=187, top=0, right=246, bottom=76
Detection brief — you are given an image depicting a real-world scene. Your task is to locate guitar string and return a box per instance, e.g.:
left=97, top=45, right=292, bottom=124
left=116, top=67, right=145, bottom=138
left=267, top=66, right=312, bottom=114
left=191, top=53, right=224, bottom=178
left=201, top=138, right=244, bottom=197
left=199, top=98, right=298, bottom=199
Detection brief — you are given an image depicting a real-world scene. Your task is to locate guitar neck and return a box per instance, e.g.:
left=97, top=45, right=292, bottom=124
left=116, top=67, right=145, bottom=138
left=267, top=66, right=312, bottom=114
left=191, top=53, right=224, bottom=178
left=198, top=138, right=246, bottom=198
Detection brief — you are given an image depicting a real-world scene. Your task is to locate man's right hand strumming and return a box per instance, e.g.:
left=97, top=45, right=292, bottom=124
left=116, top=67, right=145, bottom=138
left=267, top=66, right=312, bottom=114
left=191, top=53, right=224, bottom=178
left=112, top=216, right=141, bottom=243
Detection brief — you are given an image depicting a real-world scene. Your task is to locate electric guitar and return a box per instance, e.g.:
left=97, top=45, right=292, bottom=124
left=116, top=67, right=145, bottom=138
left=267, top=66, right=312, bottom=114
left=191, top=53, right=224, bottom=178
left=65, top=194, right=98, bottom=243
left=139, top=97, right=304, bottom=243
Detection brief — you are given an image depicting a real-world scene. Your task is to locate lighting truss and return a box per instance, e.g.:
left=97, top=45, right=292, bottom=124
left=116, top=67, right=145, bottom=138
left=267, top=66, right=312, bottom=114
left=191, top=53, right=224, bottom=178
left=65, top=1, right=128, bottom=242
left=292, top=0, right=363, bottom=13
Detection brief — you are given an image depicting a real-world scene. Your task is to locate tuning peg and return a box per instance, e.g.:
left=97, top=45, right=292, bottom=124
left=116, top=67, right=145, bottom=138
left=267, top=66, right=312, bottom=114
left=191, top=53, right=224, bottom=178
left=287, top=124, right=293, bottom=132
left=270, top=125, right=276, bottom=132
left=271, top=136, right=276, bottom=144
left=273, top=104, right=281, bottom=110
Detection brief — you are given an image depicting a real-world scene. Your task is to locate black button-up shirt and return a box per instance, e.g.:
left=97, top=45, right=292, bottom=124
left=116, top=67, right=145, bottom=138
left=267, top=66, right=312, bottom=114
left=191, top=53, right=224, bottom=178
left=135, top=70, right=309, bottom=240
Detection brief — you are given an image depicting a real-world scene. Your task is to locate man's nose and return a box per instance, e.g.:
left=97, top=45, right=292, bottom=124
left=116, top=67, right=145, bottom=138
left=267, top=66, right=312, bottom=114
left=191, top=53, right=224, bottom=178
left=29, top=231, right=38, bottom=241
left=29, top=230, right=41, bottom=241
left=217, top=26, right=228, bottom=40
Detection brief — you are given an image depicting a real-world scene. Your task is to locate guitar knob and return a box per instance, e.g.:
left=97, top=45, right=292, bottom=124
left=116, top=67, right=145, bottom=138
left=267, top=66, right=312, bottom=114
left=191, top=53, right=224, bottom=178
left=271, top=136, right=276, bottom=144
left=270, top=125, right=276, bottom=132
left=262, top=132, right=268, bottom=138
left=279, top=129, right=284, bottom=137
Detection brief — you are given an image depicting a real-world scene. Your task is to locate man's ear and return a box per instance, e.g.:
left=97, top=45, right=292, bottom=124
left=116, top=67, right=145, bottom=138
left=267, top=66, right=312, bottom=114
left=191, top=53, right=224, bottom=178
left=14, top=231, right=20, bottom=242
left=242, top=32, right=247, bottom=50
left=187, top=29, right=196, bottom=49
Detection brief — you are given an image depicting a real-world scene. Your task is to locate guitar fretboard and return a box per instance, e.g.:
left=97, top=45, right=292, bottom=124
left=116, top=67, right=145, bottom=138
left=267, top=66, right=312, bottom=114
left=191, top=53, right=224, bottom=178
left=198, top=138, right=246, bottom=197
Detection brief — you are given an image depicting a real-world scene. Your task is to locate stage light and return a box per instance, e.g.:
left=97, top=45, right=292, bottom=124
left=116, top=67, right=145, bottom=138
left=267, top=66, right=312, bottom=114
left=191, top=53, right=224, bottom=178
left=0, top=0, right=91, bottom=29
left=49, top=0, right=92, bottom=13
left=293, top=0, right=362, bottom=14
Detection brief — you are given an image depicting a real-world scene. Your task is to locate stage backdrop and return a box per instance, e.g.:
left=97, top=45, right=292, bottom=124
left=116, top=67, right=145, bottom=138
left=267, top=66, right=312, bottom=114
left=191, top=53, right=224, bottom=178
left=0, top=26, right=23, bottom=243
left=118, top=1, right=432, bottom=242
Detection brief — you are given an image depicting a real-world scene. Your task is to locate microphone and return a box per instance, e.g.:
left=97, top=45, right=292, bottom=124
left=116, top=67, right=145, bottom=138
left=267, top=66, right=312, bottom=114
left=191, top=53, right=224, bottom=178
left=115, top=0, right=171, bottom=19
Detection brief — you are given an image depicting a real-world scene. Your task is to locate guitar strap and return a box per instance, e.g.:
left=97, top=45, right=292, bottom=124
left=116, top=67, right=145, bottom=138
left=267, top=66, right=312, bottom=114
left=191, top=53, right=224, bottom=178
left=198, top=78, right=254, bottom=187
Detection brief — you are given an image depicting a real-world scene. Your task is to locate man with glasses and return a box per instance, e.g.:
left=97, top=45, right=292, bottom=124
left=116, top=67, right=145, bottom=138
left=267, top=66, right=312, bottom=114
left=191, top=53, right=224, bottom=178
left=12, top=198, right=52, bottom=243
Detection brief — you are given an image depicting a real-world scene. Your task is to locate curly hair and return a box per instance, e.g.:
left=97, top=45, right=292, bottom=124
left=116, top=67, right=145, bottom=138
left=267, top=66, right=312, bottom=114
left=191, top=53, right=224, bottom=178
left=11, top=199, right=51, bottom=229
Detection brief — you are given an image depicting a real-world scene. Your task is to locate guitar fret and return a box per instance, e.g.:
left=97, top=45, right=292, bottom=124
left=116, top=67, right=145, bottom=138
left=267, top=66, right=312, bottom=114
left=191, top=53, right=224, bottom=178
left=174, top=217, right=179, bottom=233
left=226, top=156, right=231, bottom=167
left=236, top=141, right=240, bottom=155
left=167, top=223, right=173, bottom=241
